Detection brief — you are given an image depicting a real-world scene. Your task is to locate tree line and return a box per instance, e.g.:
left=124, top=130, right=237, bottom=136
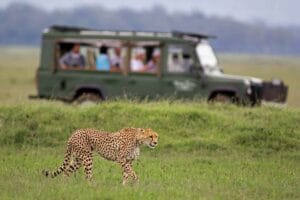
left=0, top=3, right=300, bottom=55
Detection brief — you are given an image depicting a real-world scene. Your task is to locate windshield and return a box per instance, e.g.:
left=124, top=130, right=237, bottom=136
left=196, top=41, right=220, bottom=73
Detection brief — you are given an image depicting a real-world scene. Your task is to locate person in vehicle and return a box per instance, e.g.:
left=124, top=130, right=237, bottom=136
left=131, top=48, right=146, bottom=72
left=110, top=47, right=122, bottom=72
left=96, top=45, right=110, bottom=71
left=146, top=49, right=160, bottom=73
left=59, top=43, right=86, bottom=69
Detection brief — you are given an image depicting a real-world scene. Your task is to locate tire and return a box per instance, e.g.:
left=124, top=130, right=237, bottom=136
left=210, top=93, right=234, bottom=104
left=75, top=93, right=102, bottom=105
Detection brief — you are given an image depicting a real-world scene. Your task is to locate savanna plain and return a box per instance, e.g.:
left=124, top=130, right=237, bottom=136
left=0, top=47, right=299, bottom=199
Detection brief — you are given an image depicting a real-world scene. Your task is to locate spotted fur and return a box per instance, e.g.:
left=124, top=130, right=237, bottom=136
left=42, top=127, right=158, bottom=185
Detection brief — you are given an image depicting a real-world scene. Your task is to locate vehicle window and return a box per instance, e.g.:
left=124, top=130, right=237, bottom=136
left=56, top=39, right=127, bottom=73
left=196, top=41, right=218, bottom=69
left=167, top=44, right=194, bottom=74
left=129, top=41, right=161, bottom=74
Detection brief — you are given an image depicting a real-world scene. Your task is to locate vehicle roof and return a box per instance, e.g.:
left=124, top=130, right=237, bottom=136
left=43, top=25, right=216, bottom=43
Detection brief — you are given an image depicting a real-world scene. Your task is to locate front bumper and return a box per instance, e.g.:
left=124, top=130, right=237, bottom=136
left=261, top=79, right=288, bottom=103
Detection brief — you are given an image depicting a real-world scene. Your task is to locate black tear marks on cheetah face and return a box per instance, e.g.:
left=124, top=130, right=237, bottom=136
left=42, top=127, right=159, bottom=185
left=135, top=128, right=159, bottom=148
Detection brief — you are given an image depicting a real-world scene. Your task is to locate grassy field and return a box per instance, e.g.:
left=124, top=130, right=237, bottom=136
left=0, top=102, right=299, bottom=199
left=0, top=47, right=299, bottom=199
left=0, top=47, right=38, bottom=103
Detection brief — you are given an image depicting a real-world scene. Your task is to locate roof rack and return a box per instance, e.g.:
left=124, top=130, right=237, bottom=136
left=47, top=25, right=215, bottom=41
left=172, top=31, right=216, bottom=39
left=49, top=25, right=91, bottom=32
left=49, top=25, right=168, bottom=34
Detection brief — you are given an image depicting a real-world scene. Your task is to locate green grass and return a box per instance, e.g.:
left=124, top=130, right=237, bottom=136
left=0, top=101, right=299, bottom=199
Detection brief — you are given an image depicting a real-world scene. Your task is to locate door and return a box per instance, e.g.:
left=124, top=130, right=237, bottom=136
left=124, top=42, right=164, bottom=99
left=161, top=44, right=204, bottom=99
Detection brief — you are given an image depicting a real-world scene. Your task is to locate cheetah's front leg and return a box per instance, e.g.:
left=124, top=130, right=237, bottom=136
left=129, top=162, right=139, bottom=184
left=119, top=160, right=139, bottom=185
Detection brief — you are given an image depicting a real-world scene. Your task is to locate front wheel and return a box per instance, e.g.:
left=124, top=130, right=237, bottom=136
left=209, top=93, right=235, bottom=104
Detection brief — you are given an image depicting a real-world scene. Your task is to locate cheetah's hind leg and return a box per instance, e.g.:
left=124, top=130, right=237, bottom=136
left=82, top=153, right=93, bottom=180
left=64, top=157, right=82, bottom=177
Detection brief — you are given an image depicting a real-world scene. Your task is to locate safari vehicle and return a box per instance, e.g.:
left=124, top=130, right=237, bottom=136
left=34, top=25, right=288, bottom=105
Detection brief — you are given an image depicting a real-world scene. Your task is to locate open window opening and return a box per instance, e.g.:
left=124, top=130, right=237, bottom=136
left=167, top=44, right=195, bottom=74
left=55, top=39, right=127, bottom=73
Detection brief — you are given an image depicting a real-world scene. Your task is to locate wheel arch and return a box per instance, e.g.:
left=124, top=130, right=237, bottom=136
left=208, top=89, right=238, bottom=101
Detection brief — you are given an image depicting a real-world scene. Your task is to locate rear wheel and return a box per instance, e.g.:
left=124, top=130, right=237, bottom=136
left=75, top=93, right=102, bottom=105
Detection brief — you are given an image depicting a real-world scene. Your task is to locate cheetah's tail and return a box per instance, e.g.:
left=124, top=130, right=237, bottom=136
left=42, top=146, right=72, bottom=178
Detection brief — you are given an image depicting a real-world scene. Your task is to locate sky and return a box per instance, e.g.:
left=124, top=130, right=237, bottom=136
left=1, top=0, right=299, bottom=26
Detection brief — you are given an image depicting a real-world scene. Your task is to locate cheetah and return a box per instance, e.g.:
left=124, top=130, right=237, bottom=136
left=42, top=127, right=158, bottom=185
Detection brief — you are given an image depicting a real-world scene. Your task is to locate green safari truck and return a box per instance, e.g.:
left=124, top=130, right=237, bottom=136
left=34, top=25, right=288, bottom=105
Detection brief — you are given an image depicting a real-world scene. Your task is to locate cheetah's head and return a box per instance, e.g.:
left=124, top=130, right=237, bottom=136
left=136, top=128, right=159, bottom=149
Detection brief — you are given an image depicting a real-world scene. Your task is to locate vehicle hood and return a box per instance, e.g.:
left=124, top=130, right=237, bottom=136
left=205, top=70, right=263, bottom=85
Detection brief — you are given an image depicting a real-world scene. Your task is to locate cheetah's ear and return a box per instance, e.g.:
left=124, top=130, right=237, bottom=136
left=136, top=128, right=147, bottom=140
left=139, top=128, right=146, bottom=135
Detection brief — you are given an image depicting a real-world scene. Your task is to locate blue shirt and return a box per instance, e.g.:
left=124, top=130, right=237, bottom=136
left=96, top=55, right=110, bottom=71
